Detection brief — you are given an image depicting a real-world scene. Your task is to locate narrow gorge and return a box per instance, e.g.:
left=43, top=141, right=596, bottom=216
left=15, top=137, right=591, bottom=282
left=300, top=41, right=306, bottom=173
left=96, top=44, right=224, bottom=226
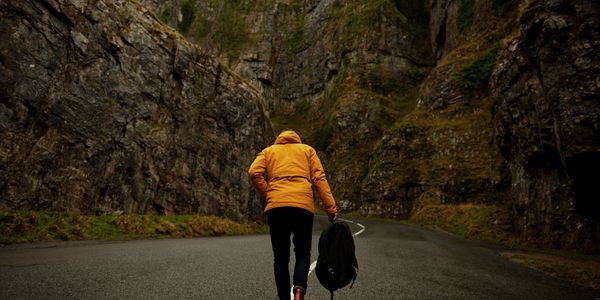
left=1, top=0, right=598, bottom=252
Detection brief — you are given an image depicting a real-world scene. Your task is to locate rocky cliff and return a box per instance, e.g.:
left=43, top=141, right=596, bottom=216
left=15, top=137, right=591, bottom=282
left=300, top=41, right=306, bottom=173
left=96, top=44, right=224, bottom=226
left=3, top=0, right=598, bottom=251
left=138, top=0, right=600, bottom=250
left=146, top=0, right=511, bottom=217
left=0, top=0, right=273, bottom=220
left=492, top=0, right=599, bottom=251
left=360, top=0, right=517, bottom=213
left=147, top=0, right=433, bottom=211
left=363, top=0, right=599, bottom=250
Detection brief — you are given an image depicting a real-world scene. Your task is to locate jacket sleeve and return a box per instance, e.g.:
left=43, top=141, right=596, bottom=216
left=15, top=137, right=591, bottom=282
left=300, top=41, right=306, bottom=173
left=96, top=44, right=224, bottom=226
left=248, top=150, right=268, bottom=200
left=309, top=148, right=337, bottom=214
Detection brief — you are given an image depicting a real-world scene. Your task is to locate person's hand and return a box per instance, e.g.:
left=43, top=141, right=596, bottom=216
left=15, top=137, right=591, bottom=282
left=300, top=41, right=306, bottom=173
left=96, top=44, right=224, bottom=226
left=328, top=213, right=337, bottom=223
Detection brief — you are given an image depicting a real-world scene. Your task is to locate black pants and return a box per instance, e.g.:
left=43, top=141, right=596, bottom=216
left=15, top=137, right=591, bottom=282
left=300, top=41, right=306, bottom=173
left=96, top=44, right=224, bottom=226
left=266, top=207, right=314, bottom=300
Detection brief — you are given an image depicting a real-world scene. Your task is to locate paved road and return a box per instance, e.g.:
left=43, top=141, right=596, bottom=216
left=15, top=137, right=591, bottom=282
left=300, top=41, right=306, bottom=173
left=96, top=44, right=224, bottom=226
left=1, top=216, right=598, bottom=299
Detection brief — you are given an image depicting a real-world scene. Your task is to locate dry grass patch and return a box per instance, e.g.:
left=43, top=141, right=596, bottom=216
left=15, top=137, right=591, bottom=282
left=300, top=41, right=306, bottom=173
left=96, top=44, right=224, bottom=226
left=502, top=252, right=600, bottom=290
left=410, top=203, right=600, bottom=291
left=0, top=211, right=268, bottom=244
left=410, top=203, right=515, bottom=245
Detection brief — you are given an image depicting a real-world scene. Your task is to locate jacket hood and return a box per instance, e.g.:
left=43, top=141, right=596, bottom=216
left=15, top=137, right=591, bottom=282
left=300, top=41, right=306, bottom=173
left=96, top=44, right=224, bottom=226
left=275, top=130, right=302, bottom=144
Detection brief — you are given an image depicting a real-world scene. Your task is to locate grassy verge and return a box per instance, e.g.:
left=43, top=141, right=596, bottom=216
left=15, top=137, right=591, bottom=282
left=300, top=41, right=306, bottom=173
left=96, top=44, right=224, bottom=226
left=410, top=203, right=515, bottom=245
left=409, top=203, right=600, bottom=290
left=501, top=252, right=600, bottom=290
left=0, top=211, right=268, bottom=244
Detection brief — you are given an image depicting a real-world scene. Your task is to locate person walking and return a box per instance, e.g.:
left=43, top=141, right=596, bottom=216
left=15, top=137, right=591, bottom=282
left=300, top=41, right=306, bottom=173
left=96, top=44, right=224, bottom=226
left=248, top=130, right=337, bottom=300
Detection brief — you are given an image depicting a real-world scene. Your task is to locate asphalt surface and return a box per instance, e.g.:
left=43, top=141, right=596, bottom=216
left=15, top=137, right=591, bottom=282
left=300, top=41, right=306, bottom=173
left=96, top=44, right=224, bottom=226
left=1, top=216, right=598, bottom=300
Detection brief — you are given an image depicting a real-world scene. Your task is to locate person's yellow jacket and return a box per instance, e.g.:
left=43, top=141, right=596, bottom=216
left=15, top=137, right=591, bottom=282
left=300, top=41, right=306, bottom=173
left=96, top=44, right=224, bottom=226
left=248, top=130, right=337, bottom=214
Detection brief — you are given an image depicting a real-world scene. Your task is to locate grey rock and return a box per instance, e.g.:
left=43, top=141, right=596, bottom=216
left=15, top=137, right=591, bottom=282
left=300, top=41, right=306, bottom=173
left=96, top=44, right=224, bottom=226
left=491, top=0, right=600, bottom=251
left=0, top=0, right=273, bottom=221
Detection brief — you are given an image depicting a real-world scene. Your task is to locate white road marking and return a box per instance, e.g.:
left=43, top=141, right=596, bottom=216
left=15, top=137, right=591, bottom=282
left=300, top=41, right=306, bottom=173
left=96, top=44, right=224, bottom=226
left=309, top=260, right=318, bottom=273
left=343, top=218, right=366, bottom=237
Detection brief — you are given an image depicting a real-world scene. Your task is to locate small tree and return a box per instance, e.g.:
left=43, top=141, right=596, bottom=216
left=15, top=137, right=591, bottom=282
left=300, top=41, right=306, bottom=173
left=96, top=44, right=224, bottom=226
left=171, top=0, right=180, bottom=29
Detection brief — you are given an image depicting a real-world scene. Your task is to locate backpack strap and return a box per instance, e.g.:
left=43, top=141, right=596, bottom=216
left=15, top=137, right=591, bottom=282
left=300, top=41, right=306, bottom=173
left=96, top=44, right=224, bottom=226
left=330, top=290, right=334, bottom=300
left=349, top=267, right=358, bottom=289
left=349, top=259, right=358, bottom=288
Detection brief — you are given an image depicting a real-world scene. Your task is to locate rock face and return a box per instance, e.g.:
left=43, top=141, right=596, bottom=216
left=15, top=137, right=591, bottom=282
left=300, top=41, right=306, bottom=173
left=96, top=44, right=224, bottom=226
left=492, top=0, right=599, bottom=251
left=3, top=0, right=598, bottom=251
left=145, top=0, right=433, bottom=211
left=0, top=0, right=273, bottom=220
left=141, top=1, right=600, bottom=252
left=358, top=0, right=515, bottom=218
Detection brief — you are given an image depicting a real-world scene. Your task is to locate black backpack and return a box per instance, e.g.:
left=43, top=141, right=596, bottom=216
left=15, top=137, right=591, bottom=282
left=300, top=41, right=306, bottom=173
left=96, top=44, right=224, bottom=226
left=315, top=221, right=358, bottom=300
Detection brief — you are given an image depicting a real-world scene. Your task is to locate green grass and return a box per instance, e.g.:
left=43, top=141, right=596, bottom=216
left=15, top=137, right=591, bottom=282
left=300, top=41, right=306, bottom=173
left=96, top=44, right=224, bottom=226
left=0, top=211, right=267, bottom=244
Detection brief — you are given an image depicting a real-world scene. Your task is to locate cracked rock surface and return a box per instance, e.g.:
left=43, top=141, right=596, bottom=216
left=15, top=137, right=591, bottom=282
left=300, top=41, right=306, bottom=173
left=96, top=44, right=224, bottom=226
left=0, top=0, right=273, bottom=220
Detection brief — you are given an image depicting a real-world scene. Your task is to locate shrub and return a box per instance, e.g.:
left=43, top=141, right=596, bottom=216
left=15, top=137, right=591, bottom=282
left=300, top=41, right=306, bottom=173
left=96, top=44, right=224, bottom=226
left=160, top=6, right=172, bottom=25
left=194, top=71, right=205, bottom=107
left=492, top=0, right=513, bottom=11
left=457, top=0, right=475, bottom=32
left=314, top=114, right=336, bottom=151
left=177, top=0, right=197, bottom=34
left=212, top=4, right=249, bottom=61
left=359, top=71, right=403, bottom=95
left=295, top=98, right=311, bottom=113
left=194, top=15, right=211, bottom=40
left=456, top=45, right=498, bottom=95
left=288, top=15, right=305, bottom=53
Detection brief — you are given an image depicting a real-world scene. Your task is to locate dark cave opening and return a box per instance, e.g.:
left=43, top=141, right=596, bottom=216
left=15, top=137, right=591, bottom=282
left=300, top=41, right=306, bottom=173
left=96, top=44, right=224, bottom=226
left=568, top=152, right=600, bottom=221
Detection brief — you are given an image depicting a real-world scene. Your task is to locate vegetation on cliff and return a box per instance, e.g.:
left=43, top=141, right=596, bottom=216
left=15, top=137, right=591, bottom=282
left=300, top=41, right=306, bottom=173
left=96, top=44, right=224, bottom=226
left=0, top=211, right=267, bottom=244
left=158, top=0, right=265, bottom=61
left=2, top=0, right=597, bottom=263
left=149, top=0, right=599, bottom=255
left=0, top=0, right=273, bottom=221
